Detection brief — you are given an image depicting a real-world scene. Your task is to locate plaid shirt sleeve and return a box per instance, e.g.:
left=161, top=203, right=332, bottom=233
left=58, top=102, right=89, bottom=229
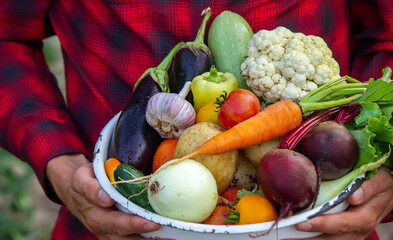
left=0, top=1, right=89, bottom=203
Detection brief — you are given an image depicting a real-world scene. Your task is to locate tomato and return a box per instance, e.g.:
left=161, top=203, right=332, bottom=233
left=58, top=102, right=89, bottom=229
left=221, top=186, right=242, bottom=202
left=217, top=89, right=260, bottom=129
left=196, top=101, right=221, bottom=125
left=152, top=138, right=178, bottom=172
left=104, top=158, right=121, bottom=187
left=201, top=205, right=233, bottom=225
left=235, top=194, right=277, bottom=224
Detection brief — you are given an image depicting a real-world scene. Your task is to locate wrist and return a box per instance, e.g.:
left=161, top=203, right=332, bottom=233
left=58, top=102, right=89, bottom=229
left=46, top=153, right=90, bottom=204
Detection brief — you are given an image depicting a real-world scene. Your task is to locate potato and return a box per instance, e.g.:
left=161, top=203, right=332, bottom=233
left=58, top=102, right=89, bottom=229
left=231, top=152, right=258, bottom=191
left=242, top=137, right=284, bottom=167
left=174, top=122, right=238, bottom=194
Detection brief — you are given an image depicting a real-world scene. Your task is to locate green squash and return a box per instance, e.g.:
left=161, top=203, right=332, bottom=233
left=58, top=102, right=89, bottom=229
left=208, top=11, right=253, bottom=90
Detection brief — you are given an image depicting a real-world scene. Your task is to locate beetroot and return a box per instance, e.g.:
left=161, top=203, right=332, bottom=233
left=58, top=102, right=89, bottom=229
left=298, top=121, right=359, bottom=180
left=257, top=149, right=317, bottom=218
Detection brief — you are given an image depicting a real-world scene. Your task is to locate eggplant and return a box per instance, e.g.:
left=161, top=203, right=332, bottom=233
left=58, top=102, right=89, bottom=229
left=109, top=42, right=182, bottom=175
left=169, top=7, right=214, bottom=103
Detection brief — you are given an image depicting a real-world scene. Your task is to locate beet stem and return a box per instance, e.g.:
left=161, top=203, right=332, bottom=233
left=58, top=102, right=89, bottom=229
left=279, top=108, right=340, bottom=150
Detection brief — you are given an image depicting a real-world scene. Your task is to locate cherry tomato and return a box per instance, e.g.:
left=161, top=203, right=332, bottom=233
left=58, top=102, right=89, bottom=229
left=217, top=89, right=260, bottom=129
left=152, top=138, right=178, bottom=172
left=196, top=101, right=221, bottom=125
left=221, top=186, right=243, bottom=202
left=201, top=205, right=233, bottom=225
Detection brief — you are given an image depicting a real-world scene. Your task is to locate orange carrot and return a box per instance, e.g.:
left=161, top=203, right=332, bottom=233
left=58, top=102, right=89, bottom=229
left=179, top=101, right=302, bottom=161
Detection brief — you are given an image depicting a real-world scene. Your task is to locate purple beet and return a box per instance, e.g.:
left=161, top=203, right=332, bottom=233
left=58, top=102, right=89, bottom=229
left=298, top=121, right=359, bottom=180
left=257, top=149, right=318, bottom=218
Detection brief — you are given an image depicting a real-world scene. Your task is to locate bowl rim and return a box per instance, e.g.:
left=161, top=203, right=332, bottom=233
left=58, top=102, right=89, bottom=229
left=93, top=112, right=365, bottom=234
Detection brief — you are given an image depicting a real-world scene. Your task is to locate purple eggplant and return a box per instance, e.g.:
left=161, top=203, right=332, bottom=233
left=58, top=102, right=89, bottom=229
left=109, top=42, right=182, bottom=175
left=169, top=7, right=214, bottom=103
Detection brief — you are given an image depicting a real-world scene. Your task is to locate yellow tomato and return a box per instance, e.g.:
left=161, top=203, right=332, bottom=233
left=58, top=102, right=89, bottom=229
left=196, top=101, right=221, bottom=125
left=235, top=194, right=277, bottom=224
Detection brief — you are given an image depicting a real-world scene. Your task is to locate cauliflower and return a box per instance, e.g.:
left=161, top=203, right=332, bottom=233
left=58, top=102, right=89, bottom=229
left=241, top=26, right=340, bottom=103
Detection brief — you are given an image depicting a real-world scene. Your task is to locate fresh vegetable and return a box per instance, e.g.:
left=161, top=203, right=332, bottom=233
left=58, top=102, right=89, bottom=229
left=173, top=122, right=238, bottom=194
left=243, top=137, right=284, bottom=167
left=148, top=159, right=218, bottom=223
left=110, top=42, right=182, bottom=175
left=191, top=66, right=239, bottom=112
left=169, top=7, right=214, bottom=103
left=196, top=101, right=220, bottom=125
left=258, top=149, right=317, bottom=217
left=298, top=121, right=359, bottom=180
left=217, top=89, right=261, bottom=129
left=207, top=10, right=253, bottom=89
left=230, top=194, right=277, bottom=225
left=279, top=67, right=393, bottom=150
left=241, top=26, right=340, bottom=103
left=152, top=138, right=178, bottom=172
left=202, top=205, right=233, bottom=225
left=104, top=158, right=121, bottom=187
left=231, top=152, right=258, bottom=191
left=146, top=82, right=196, bottom=139
left=221, top=186, right=243, bottom=203
left=313, top=152, right=389, bottom=208
left=174, top=100, right=302, bottom=162
left=114, top=163, right=154, bottom=212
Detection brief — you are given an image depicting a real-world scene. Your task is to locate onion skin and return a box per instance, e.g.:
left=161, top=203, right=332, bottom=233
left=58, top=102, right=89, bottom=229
left=298, top=121, right=359, bottom=180
left=148, top=159, right=218, bottom=223
left=257, top=149, right=317, bottom=215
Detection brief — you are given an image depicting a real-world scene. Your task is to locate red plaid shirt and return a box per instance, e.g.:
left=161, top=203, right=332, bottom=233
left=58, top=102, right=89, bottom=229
left=1, top=0, right=392, bottom=239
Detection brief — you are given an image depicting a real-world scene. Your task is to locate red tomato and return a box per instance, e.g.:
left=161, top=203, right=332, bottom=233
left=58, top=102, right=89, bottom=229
left=217, top=89, right=260, bottom=129
left=201, top=205, right=233, bottom=225
left=221, top=186, right=242, bottom=202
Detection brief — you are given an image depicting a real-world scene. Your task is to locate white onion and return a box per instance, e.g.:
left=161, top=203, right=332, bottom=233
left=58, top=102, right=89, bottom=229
left=148, top=159, right=218, bottom=223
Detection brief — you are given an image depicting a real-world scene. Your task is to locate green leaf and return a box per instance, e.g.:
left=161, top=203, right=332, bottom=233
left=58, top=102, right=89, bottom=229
left=351, top=128, right=376, bottom=169
left=367, top=116, right=393, bottom=145
left=381, top=105, right=393, bottom=123
left=355, top=102, right=381, bottom=127
left=355, top=68, right=393, bottom=103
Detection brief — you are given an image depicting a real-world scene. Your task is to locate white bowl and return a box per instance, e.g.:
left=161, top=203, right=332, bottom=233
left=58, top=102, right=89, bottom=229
left=93, top=113, right=365, bottom=240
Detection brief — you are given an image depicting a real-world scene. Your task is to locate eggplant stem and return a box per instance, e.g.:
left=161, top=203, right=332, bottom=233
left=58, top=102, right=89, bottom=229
left=157, top=42, right=184, bottom=71
left=194, top=7, right=212, bottom=44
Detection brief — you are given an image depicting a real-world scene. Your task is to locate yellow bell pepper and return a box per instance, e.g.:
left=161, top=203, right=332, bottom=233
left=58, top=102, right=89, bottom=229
left=191, top=66, right=239, bottom=112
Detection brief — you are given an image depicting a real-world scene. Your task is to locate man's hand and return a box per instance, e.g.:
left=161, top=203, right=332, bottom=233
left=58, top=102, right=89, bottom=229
left=285, top=166, right=393, bottom=240
left=46, top=154, right=163, bottom=240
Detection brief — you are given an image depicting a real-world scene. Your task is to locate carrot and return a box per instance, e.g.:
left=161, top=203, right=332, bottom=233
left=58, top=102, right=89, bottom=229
left=178, top=100, right=302, bottom=162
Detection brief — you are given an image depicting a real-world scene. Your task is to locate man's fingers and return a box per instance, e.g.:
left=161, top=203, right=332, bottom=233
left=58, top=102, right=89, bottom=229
left=295, top=206, right=376, bottom=236
left=348, top=167, right=393, bottom=206
left=85, top=208, right=161, bottom=237
left=71, top=163, right=115, bottom=208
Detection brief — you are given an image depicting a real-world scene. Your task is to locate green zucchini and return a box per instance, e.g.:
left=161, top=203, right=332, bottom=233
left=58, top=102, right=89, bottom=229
left=114, top=163, right=154, bottom=212
left=208, top=11, right=253, bottom=89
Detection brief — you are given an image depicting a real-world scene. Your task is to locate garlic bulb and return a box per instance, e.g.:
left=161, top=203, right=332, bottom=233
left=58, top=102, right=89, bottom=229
left=146, top=82, right=196, bottom=139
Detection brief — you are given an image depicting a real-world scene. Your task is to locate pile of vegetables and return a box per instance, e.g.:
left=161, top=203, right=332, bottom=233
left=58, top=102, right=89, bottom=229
left=102, top=6, right=393, bottom=232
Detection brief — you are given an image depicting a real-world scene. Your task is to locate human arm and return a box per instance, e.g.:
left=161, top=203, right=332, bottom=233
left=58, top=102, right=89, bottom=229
left=0, top=1, right=164, bottom=238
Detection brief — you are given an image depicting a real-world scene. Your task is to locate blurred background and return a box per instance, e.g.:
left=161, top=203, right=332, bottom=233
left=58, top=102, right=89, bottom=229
left=1, top=36, right=393, bottom=240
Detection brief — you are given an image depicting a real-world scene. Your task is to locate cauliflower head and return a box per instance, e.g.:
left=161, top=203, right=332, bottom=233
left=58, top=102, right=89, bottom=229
left=241, top=26, right=340, bottom=103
